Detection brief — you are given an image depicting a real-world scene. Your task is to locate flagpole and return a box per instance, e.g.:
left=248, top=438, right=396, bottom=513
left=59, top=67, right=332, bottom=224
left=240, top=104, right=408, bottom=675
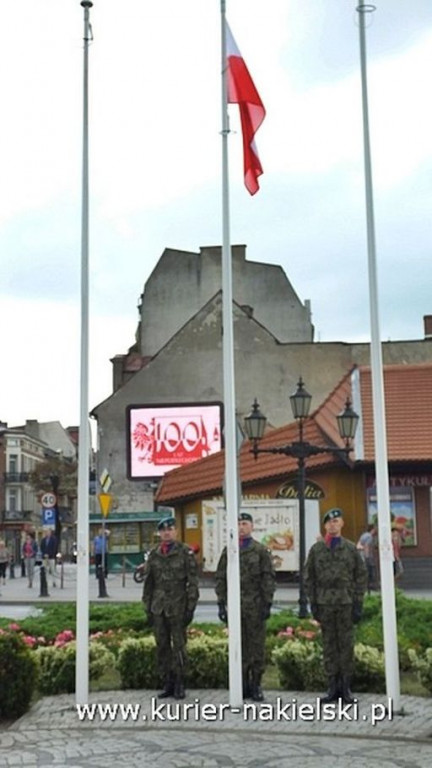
left=356, top=0, right=401, bottom=710
left=76, top=0, right=93, bottom=705
left=220, top=0, right=243, bottom=707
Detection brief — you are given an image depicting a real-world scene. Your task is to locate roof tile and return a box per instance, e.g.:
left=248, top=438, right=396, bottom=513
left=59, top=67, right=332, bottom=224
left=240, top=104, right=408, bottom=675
left=156, top=363, right=432, bottom=504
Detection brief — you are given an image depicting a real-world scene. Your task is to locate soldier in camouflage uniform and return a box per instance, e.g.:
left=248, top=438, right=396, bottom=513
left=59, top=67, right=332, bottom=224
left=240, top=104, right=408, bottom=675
left=142, top=516, right=199, bottom=699
left=215, top=512, right=276, bottom=701
left=304, top=507, right=367, bottom=704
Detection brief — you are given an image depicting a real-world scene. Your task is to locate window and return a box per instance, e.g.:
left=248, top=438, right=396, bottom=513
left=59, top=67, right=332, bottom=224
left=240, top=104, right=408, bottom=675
left=8, top=490, right=17, bottom=512
left=9, top=454, right=18, bottom=473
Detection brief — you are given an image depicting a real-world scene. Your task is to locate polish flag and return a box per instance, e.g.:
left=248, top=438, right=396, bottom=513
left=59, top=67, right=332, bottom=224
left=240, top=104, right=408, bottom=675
left=225, top=21, right=266, bottom=195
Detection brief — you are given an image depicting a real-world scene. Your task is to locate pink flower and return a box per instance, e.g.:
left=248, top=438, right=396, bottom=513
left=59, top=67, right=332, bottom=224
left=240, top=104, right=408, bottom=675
left=277, top=626, right=295, bottom=638
left=54, top=629, right=75, bottom=647
left=22, top=635, right=37, bottom=647
left=8, top=623, right=20, bottom=631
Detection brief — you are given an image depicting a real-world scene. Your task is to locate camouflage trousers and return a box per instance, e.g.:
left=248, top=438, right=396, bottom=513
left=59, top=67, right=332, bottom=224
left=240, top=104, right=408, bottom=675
left=241, top=612, right=266, bottom=677
left=153, top=613, right=187, bottom=680
left=319, top=604, right=354, bottom=676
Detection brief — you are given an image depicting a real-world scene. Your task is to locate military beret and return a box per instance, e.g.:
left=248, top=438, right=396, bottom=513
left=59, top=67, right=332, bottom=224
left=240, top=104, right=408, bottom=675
left=323, top=508, right=343, bottom=524
left=238, top=512, right=253, bottom=523
left=157, top=516, right=176, bottom=530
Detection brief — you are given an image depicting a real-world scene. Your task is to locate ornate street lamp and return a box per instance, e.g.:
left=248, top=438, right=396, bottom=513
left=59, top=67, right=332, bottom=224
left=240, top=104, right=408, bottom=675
left=244, top=378, right=359, bottom=618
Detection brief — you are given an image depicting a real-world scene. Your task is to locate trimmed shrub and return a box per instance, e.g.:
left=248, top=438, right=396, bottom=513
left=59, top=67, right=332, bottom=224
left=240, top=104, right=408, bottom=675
left=0, top=631, right=39, bottom=719
left=352, top=643, right=385, bottom=693
left=186, top=636, right=228, bottom=688
left=273, top=640, right=385, bottom=693
left=117, top=634, right=229, bottom=690
left=408, top=648, right=432, bottom=694
left=272, top=639, right=325, bottom=691
left=35, top=641, right=115, bottom=694
left=117, top=636, right=158, bottom=689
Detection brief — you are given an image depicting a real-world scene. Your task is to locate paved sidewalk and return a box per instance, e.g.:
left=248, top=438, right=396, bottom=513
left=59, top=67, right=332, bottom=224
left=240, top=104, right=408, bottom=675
left=1, top=564, right=431, bottom=606
left=1, top=688, right=431, bottom=767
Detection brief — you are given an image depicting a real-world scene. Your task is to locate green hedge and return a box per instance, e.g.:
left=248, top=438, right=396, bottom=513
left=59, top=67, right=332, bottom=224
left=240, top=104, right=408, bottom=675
left=0, top=632, right=39, bottom=719
left=0, top=603, right=149, bottom=642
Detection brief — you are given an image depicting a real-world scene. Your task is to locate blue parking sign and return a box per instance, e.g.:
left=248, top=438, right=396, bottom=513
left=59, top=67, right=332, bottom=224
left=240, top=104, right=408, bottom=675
left=41, top=507, right=57, bottom=526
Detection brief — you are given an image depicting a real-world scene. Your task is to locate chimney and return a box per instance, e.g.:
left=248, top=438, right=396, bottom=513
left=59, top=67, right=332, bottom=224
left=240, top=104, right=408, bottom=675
left=424, top=315, right=432, bottom=339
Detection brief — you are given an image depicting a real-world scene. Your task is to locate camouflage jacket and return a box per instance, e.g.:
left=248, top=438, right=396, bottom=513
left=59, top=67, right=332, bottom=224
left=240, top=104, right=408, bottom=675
left=304, top=537, right=367, bottom=606
left=142, top=542, right=199, bottom=618
left=215, top=539, right=276, bottom=614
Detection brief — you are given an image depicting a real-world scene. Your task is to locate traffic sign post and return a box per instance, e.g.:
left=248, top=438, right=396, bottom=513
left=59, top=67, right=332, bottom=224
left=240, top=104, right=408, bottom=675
left=97, top=471, right=113, bottom=596
left=41, top=507, right=57, bottom=527
left=98, top=493, right=112, bottom=518
left=99, top=469, right=112, bottom=494
left=41, top=492, right=57, bottom=508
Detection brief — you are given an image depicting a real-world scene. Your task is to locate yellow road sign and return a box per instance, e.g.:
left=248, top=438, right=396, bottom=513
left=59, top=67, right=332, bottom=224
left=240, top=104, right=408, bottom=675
left=98, top=493, right=112, bottom=518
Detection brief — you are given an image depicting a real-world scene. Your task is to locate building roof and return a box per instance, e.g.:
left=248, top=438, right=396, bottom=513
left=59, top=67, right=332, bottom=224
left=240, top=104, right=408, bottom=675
left=155, top=363, right=432, bottom=505
left=358, top=363, right=432, bottom=462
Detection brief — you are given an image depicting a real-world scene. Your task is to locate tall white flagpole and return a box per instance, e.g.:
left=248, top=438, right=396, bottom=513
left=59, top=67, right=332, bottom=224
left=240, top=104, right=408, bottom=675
left=220, top=0, right=243, bottom=707
left=356, top=0, right=401, bottom=710
left=76, top=0, right=93, bottom=705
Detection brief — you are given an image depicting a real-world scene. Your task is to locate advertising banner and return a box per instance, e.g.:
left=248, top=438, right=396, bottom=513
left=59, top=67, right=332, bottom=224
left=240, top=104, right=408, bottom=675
left=367, top=486, right=417, bottom=546
left=202, top=498, right=320, bottom=572
left=127, top=402, right=223, bottom=479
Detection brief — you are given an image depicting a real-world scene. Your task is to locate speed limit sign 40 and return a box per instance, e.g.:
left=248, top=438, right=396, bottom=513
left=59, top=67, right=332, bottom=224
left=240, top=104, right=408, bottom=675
left=41, top=492, right=57, bottom=508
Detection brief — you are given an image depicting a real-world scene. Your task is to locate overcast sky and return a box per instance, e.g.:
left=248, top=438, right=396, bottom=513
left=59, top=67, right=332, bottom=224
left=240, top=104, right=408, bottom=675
left=1, top=0, right=431, bottom=431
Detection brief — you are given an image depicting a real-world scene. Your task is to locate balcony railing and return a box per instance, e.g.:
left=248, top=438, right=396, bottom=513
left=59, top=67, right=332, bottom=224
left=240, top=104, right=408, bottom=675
left=2, top=509, right=34, bottom=522
left=3, top=472, right=30, bottom=483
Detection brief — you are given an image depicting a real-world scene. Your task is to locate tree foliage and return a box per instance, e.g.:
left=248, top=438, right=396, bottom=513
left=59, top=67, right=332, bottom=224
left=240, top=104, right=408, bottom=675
left=29, top=455, right=78, bottom=501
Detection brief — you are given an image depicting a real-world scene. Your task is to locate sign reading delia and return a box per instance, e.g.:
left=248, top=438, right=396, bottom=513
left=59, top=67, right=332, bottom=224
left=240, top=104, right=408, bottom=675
left=127, top=403, right=223, bottom=479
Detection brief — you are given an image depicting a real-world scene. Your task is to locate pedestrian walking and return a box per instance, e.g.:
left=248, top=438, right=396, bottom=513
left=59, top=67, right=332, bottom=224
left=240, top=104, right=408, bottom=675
left=215, top=511, right=276, bottom=702
left=142, top=516, right=199, bottom=700
left=356, top=523, right=377, bottom=592
left=22, top=533, right=38, bottom=588
left=391, top=525, right=404, bottom=580
left=93, top=528, right=110, bottom=578
left=40, top=528, right=58, bottom=587
left=305, top=507, right=367, bottom=704
left=0, top=539, right=9, bottom=587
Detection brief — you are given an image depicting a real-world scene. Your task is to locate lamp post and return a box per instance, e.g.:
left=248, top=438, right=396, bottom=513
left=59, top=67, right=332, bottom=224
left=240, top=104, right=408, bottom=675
left=244, top=378, right=359, bottom=618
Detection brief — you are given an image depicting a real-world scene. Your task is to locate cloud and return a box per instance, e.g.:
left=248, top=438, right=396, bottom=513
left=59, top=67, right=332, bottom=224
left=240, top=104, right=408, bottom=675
left=0, top=0, right=431, bottom=429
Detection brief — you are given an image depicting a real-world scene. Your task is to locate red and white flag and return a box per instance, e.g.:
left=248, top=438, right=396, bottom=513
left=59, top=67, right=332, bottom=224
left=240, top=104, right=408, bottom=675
left=225, top=21, right=266, bottom=195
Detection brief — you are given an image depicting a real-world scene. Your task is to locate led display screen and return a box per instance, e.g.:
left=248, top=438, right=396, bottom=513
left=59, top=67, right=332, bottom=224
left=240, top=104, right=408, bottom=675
left=127, top=402, right=223, bottom=479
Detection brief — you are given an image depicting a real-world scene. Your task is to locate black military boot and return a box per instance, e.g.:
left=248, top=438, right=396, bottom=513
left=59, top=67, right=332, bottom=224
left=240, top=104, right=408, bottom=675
left=242, top=668, right=252, bottom=699
left=174, top=675, right=186, bottom=700
left=251, top=671, right=264, bottom=702
left=341, top=675, right=355, bottom=705
left=320, top=676, right=339, bottom=704
left=158, top=674, right=174, bottom=698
